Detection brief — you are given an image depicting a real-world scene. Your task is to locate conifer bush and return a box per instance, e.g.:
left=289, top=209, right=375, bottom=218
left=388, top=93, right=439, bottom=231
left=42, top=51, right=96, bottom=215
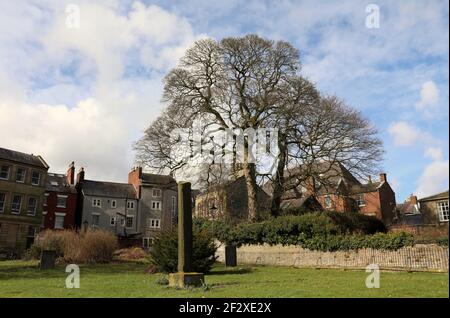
left=149, top=227, right=217, bottom=273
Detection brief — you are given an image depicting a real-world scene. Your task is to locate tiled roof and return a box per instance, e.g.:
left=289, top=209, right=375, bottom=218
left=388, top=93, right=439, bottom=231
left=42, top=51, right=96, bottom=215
left=82, top=180, right=137, bottom=198
left=396, top=202, right=420, bottom=215
left=46, top=173, right=77, bottom=193
left=0, top=147, right=49, bottom=169
left=419, top=190, right=449, bottom=202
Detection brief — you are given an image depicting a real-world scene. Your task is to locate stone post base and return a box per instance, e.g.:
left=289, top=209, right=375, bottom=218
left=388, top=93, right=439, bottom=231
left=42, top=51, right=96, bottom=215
left=168, top=272, right=205, bottom=288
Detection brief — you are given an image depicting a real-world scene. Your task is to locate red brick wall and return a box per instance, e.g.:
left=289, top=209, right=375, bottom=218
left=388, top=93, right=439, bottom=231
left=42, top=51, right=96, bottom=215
left=128, top=167, right=142, bottom=198
left=358, top=191, right=382, bottom=219
left=43, top=192, right=77, bottom=229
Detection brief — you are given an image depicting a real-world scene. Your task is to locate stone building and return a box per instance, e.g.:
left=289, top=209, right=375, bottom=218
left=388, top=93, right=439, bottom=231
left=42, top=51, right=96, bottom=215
left=194, top=176, right=271, bottom=221
left=0, top=147, right=49, bottom=256
left=419, top=190, right=449, bottom=225
left=128, top=167, right=177, bottom=247
left=42, top=162, right=78, bottom=230
left=75, top=167, right=139, bottom=237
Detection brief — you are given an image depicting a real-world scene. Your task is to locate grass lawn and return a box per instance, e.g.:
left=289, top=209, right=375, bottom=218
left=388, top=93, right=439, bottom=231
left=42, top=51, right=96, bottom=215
left=0, top=260, right=448, bottom=298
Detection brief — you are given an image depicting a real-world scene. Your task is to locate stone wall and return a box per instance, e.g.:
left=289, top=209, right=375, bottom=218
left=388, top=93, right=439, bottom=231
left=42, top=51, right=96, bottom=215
left=216, top=243, right=449, bottom=272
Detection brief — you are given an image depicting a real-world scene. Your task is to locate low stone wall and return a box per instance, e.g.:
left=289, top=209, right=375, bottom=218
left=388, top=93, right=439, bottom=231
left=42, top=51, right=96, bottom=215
left=216, top=244, right=449, bottom=272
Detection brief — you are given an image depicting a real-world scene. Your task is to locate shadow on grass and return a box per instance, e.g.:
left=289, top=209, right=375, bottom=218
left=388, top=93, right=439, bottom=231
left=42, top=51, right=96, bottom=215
left=208, top=267, right=253, bottom=276
left=0, top=261, right=148, bottom=280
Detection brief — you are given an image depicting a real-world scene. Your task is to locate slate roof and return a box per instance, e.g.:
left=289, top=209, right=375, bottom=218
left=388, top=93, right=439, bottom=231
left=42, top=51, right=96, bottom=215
left=46, top=173, right=77, bottom=193
left=398, top=213, right=423, bottom=226
left=82, top=180, right=137, bottom=198
left=141, top=173, right=176, bottom=186
left=419, top=190, right=449, bottom=202
left=0, top=147, right=49, bottom=169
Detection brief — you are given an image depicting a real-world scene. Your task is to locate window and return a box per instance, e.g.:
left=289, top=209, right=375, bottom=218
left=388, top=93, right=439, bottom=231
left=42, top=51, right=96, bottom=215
left=110, top=217, right=116, bottom=226
left=11, top=195, right=22, bottom=213
left=125, top=216, right=134, bottom=228
left=44, top=193, right=49, bottom=206
left=0, top=165, right=10, bottom=180
left=31, top=171, right=40, bottom=185
left=148, top=218, right=161, bottom=229
left=324, top=195, right=332, bottom=208
left=127, top=201, right=135, bottom=209
left=0, top=193, right=5, bottom=213
left=16, top=168, right=26, bottom=183
left=151, top=201, right=161, bottom=210
left=142, top=237, right=151, bottom=249
left=152, top=189, right=161, bottom=197
left=27, top=197, right=37, bottom=215
left=92, top=214, right=100, bottom=227
left=111, top=200, right=117, bottom=208
left=57, top=195, right=67, bottom=208
left=27, top=226, right=36, bottom=237
left=171, top=196, right=176, bottom=216
left=437, top=201, right=449, bottom=222
left=92, top=198, right=101, bottom=207
left=54, top=213, right=65, bottom=229
left=356, top=194, right=366, bottom=207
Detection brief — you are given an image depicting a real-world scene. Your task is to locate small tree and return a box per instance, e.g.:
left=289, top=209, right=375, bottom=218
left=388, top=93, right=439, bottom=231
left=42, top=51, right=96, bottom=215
left=149, top=227, right=218, bottom=273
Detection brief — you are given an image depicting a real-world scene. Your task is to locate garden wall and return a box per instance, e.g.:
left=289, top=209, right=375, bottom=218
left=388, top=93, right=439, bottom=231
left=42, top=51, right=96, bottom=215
left=216, top=243, right=449, bottom=272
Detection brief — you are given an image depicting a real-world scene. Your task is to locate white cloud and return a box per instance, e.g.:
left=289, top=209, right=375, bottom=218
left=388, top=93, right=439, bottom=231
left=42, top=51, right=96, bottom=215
left=416, top=159, right=449, bottom=198
left=416, top=80, right=440, bottom=116
left=388, top=121, right=435, bottom=146
left=424, top=146, right=444, bottom=161
left=0, top=1, right=201, bottom=181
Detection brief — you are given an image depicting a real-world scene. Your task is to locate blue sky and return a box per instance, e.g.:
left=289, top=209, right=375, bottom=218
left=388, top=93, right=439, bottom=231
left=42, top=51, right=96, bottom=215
left=0, top=0, right=448, bottom=201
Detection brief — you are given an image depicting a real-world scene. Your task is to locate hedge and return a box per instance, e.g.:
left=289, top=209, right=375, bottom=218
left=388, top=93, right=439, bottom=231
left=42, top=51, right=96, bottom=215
left=193, top=213, right=413, bottom=251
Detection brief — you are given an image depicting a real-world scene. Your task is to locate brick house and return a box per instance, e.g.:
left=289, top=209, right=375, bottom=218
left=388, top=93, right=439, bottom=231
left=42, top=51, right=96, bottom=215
left=0, top=147, right=49, bottom=257
left=266, top=162, right=397, bottom=225
left=75, top=167, right=139, bottom=237
left=128, top=167, right=178, bottom=248
left=42, top=162, right=78, bottom=230
left=418, top=190, right=449, bottom=225
left=194, top=175, right=271, bottom=221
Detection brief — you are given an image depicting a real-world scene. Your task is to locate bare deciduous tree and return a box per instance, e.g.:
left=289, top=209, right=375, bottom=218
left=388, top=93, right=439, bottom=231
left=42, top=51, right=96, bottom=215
left=135, top=34, right=383, bottom=220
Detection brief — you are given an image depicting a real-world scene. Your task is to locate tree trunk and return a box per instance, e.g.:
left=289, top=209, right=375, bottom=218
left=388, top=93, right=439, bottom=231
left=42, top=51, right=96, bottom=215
left=270, top=131, right=287, bottom=217
left=243, top=139, right=258, bottom=221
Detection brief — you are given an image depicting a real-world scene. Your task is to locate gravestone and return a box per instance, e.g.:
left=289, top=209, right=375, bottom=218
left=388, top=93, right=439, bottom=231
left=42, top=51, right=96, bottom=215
left=225, top=245, right=237, bottom=267
left=40, top=250, right=56, bottom=270
left=168, top=182, right=204, bottom=288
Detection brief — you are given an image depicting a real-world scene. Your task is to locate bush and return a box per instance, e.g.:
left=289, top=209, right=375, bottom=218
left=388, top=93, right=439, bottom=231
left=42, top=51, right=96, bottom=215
left=195, top=212, right=386, bottom=247
left=149, top=227, right=218, bottom=273
left=193, top=213, right=411, bottom=251
left=30, top=229, right=118, bottom=264
left=326, top=211, right=387, bottom=234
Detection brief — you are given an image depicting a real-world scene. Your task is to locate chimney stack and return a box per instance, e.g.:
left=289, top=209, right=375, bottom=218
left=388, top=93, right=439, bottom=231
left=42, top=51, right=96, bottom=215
left=128, top=166, right=142, bottom=198
left=379, top=173, right=387, bottom=182
left=410, top=194, right=418, bottom=205
left=368, top=175, right=372, bottom=183
left=67, top=161, right=75, bottom=185
left=76, top=167, right=85, bottom=184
